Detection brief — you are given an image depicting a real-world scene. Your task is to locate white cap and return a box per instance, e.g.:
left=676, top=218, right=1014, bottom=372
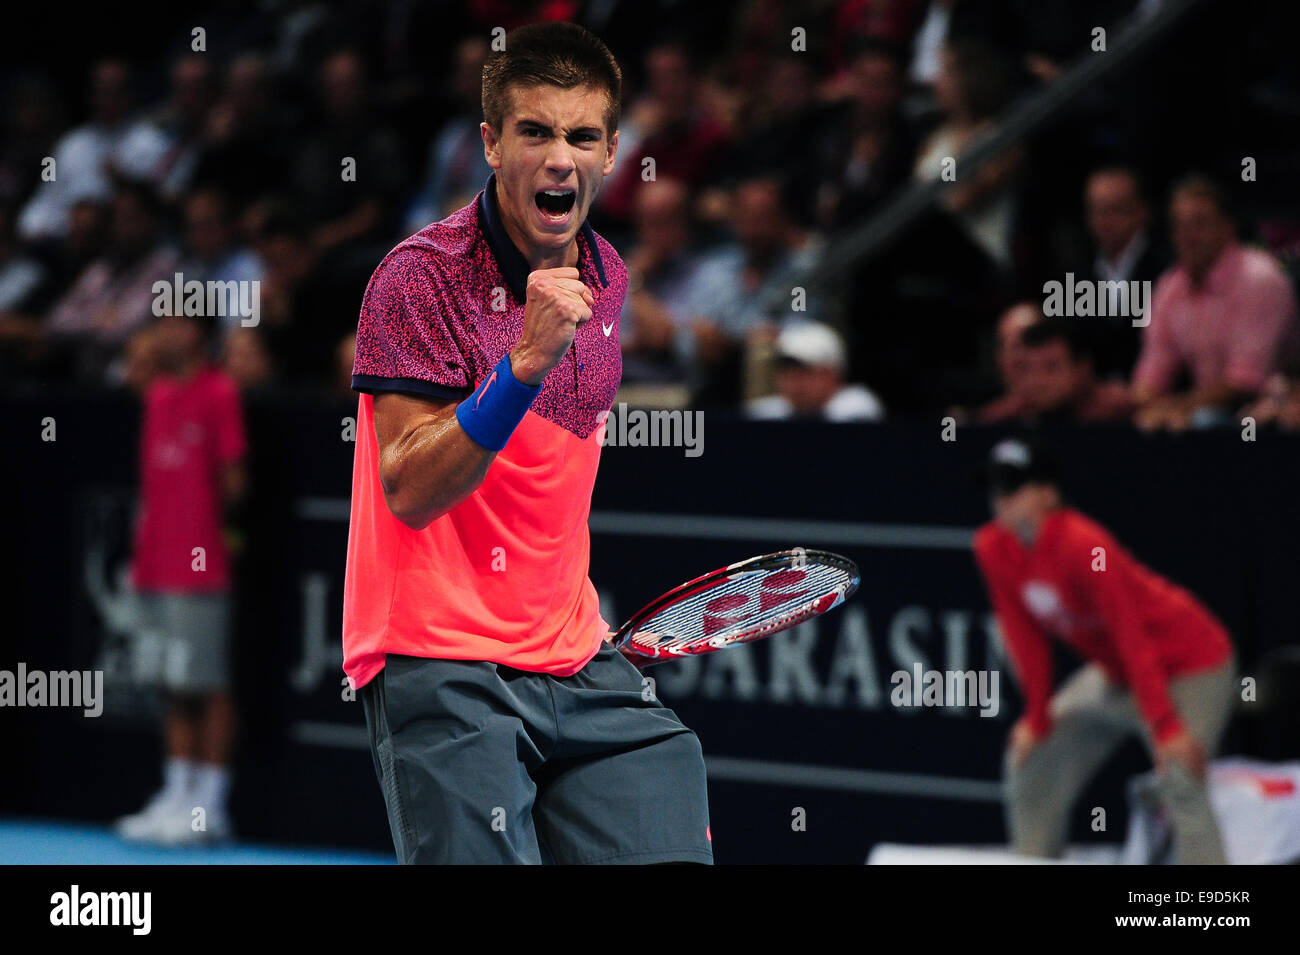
left=990, top=438, right=1032, bottom=468
left=776, top=321, right=847, bottom=373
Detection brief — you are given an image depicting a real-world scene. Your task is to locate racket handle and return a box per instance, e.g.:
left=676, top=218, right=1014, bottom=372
left=617, top=645, right=656, bottom=671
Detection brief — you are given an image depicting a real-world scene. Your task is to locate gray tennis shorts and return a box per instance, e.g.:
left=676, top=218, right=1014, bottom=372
left=360, top=643, right=714, bottom=865
left=136, top=592, right=231, bottom=694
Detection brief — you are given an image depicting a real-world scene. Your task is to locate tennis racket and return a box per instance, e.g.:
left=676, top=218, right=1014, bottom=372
left=613, top=547, right=859, bottom=668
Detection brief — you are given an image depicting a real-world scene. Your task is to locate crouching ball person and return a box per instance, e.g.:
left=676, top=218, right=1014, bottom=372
left=973, top=439, right=1237, bottom=864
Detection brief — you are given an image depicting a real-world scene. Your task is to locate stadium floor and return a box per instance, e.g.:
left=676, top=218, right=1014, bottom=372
left=0, top=819, right=393, bottom=864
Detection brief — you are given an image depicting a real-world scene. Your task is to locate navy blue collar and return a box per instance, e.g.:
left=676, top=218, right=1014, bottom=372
left=476, top=172, right=608, bottom=302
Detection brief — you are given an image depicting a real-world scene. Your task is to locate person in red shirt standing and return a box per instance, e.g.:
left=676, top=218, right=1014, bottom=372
left=116, top=311, right=247, bottom=846
left=973, top=439, right=1236, bottom=864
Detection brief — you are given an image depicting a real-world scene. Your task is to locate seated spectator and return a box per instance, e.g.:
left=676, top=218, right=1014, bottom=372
left=0, top=202, right=47, bottom=316
left=747, top=320, right=884, bottom=422
left=18, top=60, right=169, bottom=242
left=44, top=180, right=179, bottom=382
left=683, top=173, right=825, bottom=406
left=722, top=48, right=836, bottom=217
left=961, top=302, right=1040, bottom=423
left=404, top=36, right=494, bottom=231
left=619, top=178, right=699, bottom=389
left=0, top=202, right=50, bottom=374
left=292, top=49, right=408, bottom=263
left=175, top=187, right=265, bottom=340
left=249, top=203, right=350, bottom=386
left=1080, top=164, right=1170, bottom=377
left=595, top=39, right=731, bottom=233
left=815, top=39, right=916, bottom=231
left=189, top=54, right=295, bottom=213
left=143, top=54, right=220, bottom=202
left=1134, top=176, right=1300, bottom=431
left=1018, top=317, right=1135, bottom=423
left=912, top=37, right=1022, bottom=270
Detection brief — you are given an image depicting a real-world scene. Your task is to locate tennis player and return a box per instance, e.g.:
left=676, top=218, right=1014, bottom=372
left=342, top=22, right=712, bottom=865
left=973, top=439, right=1237, bottom=864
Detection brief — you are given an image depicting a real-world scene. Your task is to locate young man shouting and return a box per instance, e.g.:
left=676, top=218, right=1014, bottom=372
left=342, top=22, right=712, bottom=865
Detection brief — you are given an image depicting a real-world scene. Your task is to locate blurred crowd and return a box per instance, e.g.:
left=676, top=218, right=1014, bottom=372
left=0, top=0, right=1297, bottom=430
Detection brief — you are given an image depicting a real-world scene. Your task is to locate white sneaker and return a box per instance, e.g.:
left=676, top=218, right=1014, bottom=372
left=154, top=805, right=234, bottom=847
left=114, top=790, right=184, bottom=842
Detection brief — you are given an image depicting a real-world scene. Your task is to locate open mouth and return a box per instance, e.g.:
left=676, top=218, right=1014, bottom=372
left=534, top=188, right=577, bottom=220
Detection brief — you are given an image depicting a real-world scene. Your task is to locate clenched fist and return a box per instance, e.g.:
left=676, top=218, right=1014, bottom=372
left=509, top=267, right=594, bottom=386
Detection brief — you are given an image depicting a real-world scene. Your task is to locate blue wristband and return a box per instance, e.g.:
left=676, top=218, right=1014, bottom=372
left=456, top=353, right=541, bottom=451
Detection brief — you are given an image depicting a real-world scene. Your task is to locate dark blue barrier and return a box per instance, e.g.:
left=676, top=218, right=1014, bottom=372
left=4, top=388, right=1297, bottom=862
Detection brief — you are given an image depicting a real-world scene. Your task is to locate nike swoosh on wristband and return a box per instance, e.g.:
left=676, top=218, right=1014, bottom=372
left=474, top=370, right=498, bottom=410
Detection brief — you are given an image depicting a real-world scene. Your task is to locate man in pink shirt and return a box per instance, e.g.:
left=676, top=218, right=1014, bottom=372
left=116, top=312, right=247, bottom=846
left=1133, top=176, right=1299, bottom=430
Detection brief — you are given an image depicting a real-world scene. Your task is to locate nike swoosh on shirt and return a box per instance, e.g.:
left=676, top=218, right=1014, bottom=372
left=474, top=370, right=498, bottom=410
left=602, top=319, right=616, bottom=337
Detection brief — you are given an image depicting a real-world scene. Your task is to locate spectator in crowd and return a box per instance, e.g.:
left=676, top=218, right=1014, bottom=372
left=221, top=327, right=276, bottom=394
left=815, top=39, right=916, bottom=231
left=18, top=60, right=168, bottom=242
left=619, top=177, right=699, bottom=392
left=1018, top=317, right=1134, bottom=423
left=38, top=197, right=111, bottom=299
left=723, top=48, right=836, bottom=217
left=0, top=75, right=65, bottom=208
left=143, top=54, right=220, bottom=202
left=405, top=36, right=494, bottom=231
left=0, top=202, right=47, bottom=316
left=0, top=202, right=49, bottom=373
left=1077, top=165, right=1169, bottom=378
left=912, top=37, right=1022, bottom=270
left=908, top=0, right=957, bottom=90
left=829, top=0, right=925, bottom=73
left=683, top=173, right=825, bottom=406
left=44, top=180, right=179, bottom=381
left=747, top=320, right=884, bottom=421
left=595, top=39, right=731, bottom=230
left=175, top=187, right=265, bottom=340
left=116, top=311, right=247, bottom=846
left=1133, top=176, right=1300, bottom=431
left=959, top=302, right=1040, bottom=423
left=292, top=49, right=408, bottom=264
left=249, top=204, right=347, bottom=385
left=189, top=54, right=295, bottom=212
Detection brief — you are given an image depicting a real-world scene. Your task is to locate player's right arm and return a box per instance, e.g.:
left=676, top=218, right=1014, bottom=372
left=373, top=393, right=493, bottom=529
left=373, top=267, right=593, bottom=530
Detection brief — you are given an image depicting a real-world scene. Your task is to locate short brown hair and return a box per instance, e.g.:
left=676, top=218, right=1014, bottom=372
left=481, top=22, right=622, bottom=137
left=1170, top=173, right=1235, bottom=223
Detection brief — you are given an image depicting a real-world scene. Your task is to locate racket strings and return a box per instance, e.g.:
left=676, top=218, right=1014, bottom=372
left=632, top=562, right=855, bottom=653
